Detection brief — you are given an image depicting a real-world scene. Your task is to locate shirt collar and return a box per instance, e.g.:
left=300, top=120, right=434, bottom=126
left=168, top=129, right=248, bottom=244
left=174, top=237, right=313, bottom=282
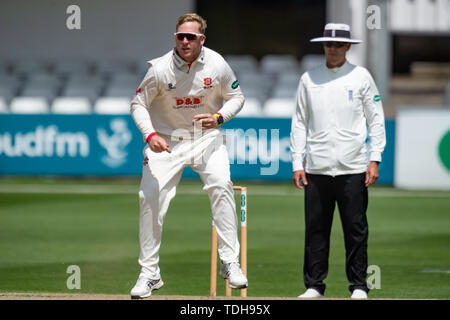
left=326, top=60, right=349, bottom=73
left=172, top=47, right=206, bottom=71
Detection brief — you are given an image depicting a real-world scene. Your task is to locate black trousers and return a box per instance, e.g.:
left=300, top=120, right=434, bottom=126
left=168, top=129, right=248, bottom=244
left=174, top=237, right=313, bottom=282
left=303, top=173, right=369, bottom=295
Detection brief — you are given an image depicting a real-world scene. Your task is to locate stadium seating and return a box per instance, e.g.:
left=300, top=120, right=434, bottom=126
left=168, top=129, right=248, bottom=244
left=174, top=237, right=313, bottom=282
left=238, top=72, right=272, bottom=98
left=12, top=60, right=49, bottom=76
left=103, top=85, right=135, bottom=98
left=65, top=74, right=105, bottom=93
left=299, top=54, right=325, bottom=74
left=0, top=74, right=21, bottom=101
left=276, top=72, right=300, bottom=89
left=262, top=97, right=296, bottom=118
left=0, top=87, right=16, bottom=102
left=225, top=55, right=259, bottom=74
left=109, top=72, right=142, bottom=88
left=0, top=73, right=20, bottom=87
left=53, top=60, right=92, bottom=76
left=9, top=97, right=49, bottom=113
left=240, top=85, right=261, bottom=96
left=445, top=81, right=450, bottom=105
left=93, top=97, right=131, bottom=114
left=0, top=97, right=8, bottom=113
left=20, top=86, right=57, bottom=101
left=272, top=72, right=300, bottom=100
left=0, top=62, right=9, bottom=74
left=260, top=54, right=300, bottom=75
left=26, top=73, right=60, bottom=86
left=1, top=55, right=322, bottom=116
left=236, top=97, right=263, bottom=117
left=94, top=60, right=134, bottom=76
left=135, top=59, right=151, bottom=75
left=271, top=87, right=297, bottom=99
left=51, top=97, right=91, bottom=114
left=62, top=87, right=100, bottom=102
left=61, top=80, right=102, bottom=102
left=107, top=72, right=142, bottom=97
left=21, top=73, right=60, bottom=99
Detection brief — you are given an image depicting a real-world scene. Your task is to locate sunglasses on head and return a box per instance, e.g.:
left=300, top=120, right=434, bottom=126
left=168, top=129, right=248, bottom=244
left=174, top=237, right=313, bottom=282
left=174, top=32, right=203, bottom=41
left=324, top=42, right=347, bottom=48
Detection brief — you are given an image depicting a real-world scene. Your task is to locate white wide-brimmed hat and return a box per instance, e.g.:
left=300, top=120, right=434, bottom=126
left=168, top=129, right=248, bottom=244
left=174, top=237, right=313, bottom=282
left=310, top=23, right=362, bottom=43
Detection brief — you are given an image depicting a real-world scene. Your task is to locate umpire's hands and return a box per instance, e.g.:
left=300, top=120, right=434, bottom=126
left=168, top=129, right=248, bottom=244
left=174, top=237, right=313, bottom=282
left=293, top=170, right=308, bottom=189
left=148, top=134, right=171, bottom=153
left=365, top=161, right=379, bottom=187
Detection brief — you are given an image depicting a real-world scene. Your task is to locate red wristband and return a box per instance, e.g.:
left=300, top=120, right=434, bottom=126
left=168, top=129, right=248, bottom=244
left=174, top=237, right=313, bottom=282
left=146, top=132, right=157, bottom=143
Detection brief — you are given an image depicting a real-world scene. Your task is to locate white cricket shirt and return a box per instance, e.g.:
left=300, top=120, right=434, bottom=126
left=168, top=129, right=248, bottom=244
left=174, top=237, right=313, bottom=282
left=130, top=47, right=244, bottom=141
left=290, top=61, right=386, bottom=176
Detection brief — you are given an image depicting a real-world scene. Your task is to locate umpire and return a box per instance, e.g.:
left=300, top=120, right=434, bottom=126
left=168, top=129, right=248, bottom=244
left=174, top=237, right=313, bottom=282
left=290, top=23, right=386, bottom=299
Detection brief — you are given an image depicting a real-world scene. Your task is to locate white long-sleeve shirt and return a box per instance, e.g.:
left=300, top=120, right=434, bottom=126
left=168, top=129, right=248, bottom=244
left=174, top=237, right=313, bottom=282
left=130, top=47, right=244, bottom=141
left=290, top=60, right=386, bottom=176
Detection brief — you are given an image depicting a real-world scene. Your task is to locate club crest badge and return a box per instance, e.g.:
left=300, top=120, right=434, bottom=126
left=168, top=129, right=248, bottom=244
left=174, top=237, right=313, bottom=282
left=204, top=77, right=213, bottom=89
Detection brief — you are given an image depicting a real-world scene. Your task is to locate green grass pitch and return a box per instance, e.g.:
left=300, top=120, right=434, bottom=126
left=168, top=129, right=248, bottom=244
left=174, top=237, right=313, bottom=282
left=0, top=178, right=449, bottom=299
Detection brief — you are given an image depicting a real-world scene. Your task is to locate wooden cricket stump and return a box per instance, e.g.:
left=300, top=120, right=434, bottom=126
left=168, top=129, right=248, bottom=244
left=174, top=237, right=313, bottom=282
left=210, top=186, right=247, bottom=297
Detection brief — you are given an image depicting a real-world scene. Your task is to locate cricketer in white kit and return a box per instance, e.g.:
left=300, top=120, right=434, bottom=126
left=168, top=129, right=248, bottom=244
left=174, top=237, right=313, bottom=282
left=129, top=13, right=248, bottom=298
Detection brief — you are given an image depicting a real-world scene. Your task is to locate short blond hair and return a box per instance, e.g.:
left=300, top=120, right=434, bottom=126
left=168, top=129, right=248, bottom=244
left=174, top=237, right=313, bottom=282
left=176, top=13, right=207, bottom=34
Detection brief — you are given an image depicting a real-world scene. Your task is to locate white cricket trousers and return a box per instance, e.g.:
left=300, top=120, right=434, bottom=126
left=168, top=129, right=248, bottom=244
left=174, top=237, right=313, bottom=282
left=137, top=129, right=240, bottom=280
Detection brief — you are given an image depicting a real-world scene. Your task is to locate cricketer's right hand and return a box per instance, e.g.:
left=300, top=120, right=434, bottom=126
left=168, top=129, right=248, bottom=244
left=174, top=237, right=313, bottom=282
left=148, top=135, right=171, bottom=153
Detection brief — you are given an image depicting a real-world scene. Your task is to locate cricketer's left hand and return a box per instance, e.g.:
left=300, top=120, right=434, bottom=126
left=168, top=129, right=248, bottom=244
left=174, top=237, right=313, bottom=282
left=192, top=114, right=219, bottom=129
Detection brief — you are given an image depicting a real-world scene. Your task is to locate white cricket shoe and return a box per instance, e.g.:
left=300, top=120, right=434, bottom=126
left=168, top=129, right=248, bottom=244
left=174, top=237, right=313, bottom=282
left=351, top=289, right=368, bottom=299
left=220, top=262, right=248, bottom=289
left=298, top=288, right=324, bottom=298
left=130, top=276, right=164, bottom=299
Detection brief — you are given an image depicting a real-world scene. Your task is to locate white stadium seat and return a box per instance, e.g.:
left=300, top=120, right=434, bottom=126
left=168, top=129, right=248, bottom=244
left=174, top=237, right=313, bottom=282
left=263, top=98, right=296, bottom=118
left=9, top=97, right=49, bottom=114
left=93, top=97, right=131, bottom=114
left=0, top=97, right=9, bottom=113
left=51, top=97, right=91, bottom=114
